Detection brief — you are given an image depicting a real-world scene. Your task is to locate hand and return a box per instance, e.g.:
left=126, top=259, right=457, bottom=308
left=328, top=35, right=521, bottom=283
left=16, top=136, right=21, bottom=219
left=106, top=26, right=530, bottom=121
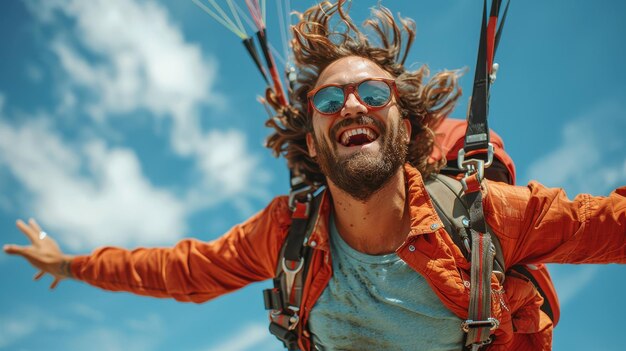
left=3, top=218, right=75, bottom=289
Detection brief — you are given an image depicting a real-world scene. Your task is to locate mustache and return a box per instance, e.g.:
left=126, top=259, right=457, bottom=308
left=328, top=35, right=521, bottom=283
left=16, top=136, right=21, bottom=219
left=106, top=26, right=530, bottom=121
left=329, top=116, right=385, bottom=139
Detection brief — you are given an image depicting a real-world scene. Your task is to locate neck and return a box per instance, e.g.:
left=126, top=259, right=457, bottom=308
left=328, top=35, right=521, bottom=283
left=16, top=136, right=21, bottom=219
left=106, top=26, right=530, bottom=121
left=327, top=165, right=411, bottom=255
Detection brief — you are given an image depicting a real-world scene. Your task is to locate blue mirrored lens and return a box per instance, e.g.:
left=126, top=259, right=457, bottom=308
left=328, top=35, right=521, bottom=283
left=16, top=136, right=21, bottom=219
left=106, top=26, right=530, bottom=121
left=313, top=86, right=344, bottom=114
left=358, top=80, right=391, bottom=107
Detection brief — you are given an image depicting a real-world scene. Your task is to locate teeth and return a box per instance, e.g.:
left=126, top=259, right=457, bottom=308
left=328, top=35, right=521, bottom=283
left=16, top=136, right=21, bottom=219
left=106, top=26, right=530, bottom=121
left=339, top=127, right=377, bottom=146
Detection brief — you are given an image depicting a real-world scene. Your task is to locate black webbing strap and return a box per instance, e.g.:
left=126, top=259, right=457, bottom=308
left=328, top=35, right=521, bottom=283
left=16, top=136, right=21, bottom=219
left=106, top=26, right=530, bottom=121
left=284, top=202, right=310, bottom=262
left=464, top=0, right=493, bottom=153
left=265, top=190, right=324, bottom=351
left=462, top=0, right=509, bottom=157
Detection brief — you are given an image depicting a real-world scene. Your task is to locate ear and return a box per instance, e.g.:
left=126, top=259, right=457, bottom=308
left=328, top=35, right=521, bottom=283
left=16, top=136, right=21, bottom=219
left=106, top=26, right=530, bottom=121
left=306, top=132, right=317, bottom=158
left=402, top=118, right=412, bottom=143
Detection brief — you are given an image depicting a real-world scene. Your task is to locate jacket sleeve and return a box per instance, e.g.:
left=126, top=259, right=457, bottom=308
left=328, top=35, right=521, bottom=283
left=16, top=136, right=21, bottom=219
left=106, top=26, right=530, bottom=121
left=483, top=181, right=626, bottom=266
left=70, top=196, right=292, bottom=303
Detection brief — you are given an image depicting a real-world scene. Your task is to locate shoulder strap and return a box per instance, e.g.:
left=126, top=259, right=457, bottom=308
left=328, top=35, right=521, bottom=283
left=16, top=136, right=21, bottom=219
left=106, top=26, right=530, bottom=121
left=264, top=190, right=325, bottom=351
left=425, top=174, right=505, bottom=277
left=425, top=174, right=501, bottom=350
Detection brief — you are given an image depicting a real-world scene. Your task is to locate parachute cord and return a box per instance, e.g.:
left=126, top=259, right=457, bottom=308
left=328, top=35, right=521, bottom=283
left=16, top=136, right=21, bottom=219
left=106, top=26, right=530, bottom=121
left=231, top=0, right=258, bottom=33
left=226, top=0, right=246, bottom=36
left=192, top=0, right=246, bottom=39
left=246, top=0, right=265, bottom=31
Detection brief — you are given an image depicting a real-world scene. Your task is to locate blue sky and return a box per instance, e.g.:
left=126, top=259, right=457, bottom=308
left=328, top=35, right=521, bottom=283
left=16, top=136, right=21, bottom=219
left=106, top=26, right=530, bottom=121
left=1, top=1, right=625, bottom=350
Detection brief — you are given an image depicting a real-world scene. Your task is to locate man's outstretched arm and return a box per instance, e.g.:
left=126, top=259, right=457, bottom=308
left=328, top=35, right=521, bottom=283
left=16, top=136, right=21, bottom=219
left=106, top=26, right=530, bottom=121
left=4, top=197, right=292, bottom=303
left=484, top=181, right=626, bottom=266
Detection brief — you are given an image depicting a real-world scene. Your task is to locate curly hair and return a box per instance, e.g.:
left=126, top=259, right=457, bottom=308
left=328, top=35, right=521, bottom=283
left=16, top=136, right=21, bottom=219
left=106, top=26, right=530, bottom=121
left=265, top=1, right=461, bottom=187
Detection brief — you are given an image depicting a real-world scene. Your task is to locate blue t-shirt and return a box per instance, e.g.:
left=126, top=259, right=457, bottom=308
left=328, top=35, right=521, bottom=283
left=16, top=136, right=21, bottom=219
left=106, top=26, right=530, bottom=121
left=308, top=214, right=464, bottom=351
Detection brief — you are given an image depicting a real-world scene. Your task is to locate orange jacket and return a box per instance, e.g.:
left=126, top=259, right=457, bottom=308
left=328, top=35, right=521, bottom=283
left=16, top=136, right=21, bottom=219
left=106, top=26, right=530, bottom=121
left=71, top=164, right=626, bottom=350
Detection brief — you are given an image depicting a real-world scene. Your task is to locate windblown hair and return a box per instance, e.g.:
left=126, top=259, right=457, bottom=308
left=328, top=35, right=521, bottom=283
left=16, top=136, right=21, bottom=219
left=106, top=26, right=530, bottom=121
left=265, top=1, right=461, bottom=187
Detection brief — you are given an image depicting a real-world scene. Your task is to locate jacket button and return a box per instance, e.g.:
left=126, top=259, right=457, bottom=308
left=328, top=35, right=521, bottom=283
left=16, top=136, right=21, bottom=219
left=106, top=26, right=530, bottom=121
left=408, top=245, right=416, bottom=252
left=430, top=223, right=440, bottom=230
left=310, top=240, right=317, bottom=247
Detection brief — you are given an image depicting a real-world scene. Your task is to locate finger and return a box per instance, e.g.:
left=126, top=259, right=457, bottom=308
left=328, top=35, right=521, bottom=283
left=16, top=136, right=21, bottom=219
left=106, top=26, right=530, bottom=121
left=3, top=244, right=36, bottom=260
left=29, top=218, right=43, bottom=234
left=50, top=277, right=61, bottom=290
left=34, top=271, right=45, bottom=281
left=3, top=244, right=29, bottom=255
left=16, top=219, right=38, bottom=243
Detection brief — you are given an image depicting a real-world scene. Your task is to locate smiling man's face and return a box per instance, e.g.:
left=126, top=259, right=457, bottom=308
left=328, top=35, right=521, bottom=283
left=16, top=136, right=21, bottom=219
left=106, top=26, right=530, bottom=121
left=306, top=56, right=411, bottom=201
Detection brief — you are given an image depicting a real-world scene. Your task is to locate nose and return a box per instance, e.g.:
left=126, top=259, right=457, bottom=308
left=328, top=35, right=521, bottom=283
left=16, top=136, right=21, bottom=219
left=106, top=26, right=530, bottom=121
left=340, top=92, right=368, bottom=118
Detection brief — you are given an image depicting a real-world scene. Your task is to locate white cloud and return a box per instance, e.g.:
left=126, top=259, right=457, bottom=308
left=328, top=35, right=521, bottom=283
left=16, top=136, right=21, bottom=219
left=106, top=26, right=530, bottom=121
left=30, top=0, right=271, bottom=204
left=0, top=306, right=74, bottom=348
left=0, top=303, right=164, bottom=350
left=65, top=326, right=159, bottom=351
left=34, top=0, right=219, bottom=116
left=204, top=323, right=278, bottom=351
left=124, top=313, right=164, bottom=333
left=0, top=317, right=36, bottom=349
left=0, top=118, right=187, bottom=251
left=69, top=303, right=105, bottom=322
left=184, top=130, right=272, bottom=212
left=526, top=100, right=626, bottom=195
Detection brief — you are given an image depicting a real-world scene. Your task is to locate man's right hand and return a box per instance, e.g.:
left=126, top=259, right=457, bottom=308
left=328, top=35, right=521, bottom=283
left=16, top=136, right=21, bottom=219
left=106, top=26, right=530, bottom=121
left=3, top=218, right=75, bottom=289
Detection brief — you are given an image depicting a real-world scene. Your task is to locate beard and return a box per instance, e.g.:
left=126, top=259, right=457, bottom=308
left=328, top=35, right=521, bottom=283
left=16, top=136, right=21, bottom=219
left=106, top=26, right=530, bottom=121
left=313, top=115, right=409, bottom=202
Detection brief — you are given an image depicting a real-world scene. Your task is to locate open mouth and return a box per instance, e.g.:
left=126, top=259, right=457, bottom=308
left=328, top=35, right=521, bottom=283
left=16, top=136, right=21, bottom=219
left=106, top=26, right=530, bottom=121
left=338, top=127, right=379, bottom=147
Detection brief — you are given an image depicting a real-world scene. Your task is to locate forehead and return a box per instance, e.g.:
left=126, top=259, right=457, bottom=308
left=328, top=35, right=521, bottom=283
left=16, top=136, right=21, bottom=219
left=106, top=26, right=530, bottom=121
left=315, top=56, right=393, bottom=87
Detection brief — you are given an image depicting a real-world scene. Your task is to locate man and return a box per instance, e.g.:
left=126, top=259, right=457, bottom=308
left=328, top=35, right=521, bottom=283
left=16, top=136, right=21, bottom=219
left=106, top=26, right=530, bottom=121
left=4, top=2, right=626, bottom=351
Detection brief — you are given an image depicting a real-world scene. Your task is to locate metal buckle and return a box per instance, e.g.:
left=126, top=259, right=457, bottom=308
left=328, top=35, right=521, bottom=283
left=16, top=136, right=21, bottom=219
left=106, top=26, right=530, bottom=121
left=281, top=258, right=304, bottom=301
left=287, top=308, right=300, bottom=331
left=489, top=63, right=499, bottom=84
left=457, top=143, right=494, bottom=176
left=288, top=185, right=314, bottom=211
left=270, top=307, right=300, bottom=331
left=458, top=143, right=494, bottom=188
left=461, top=317, right=500, bottom=333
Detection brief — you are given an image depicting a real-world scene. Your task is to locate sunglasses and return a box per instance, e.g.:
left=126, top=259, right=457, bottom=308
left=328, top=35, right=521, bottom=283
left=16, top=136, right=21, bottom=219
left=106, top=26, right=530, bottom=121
left=307, top=78, right=398, bottom=115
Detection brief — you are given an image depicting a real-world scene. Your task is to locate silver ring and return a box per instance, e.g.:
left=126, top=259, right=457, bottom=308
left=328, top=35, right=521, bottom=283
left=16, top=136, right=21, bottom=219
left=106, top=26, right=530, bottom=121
left=39, top=231, right=47, bottom=240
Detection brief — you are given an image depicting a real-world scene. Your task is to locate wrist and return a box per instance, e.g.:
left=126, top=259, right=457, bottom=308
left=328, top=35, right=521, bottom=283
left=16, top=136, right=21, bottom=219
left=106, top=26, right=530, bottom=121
left=59, top=255, right=75, bottom=278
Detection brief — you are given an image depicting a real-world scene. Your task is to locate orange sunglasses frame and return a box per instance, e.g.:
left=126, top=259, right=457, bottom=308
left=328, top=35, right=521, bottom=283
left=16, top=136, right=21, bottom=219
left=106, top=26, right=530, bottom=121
left=306, top=78, right=398, bottom=115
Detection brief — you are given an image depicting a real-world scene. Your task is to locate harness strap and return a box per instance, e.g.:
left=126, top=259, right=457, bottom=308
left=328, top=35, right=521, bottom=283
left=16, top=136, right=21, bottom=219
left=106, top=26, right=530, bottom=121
left=426, top=175, right=505, bottom=277
left=459, top=1, right=509, bottom=345
left=462, top=177, right=498, bottom=349
left=465, top=231, right=497, bottom=347
left=427, top=175, right=502, bottom=349
left=265, top=189, right=324, bottom=351
left=425, top=174, right=504, bottom=349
